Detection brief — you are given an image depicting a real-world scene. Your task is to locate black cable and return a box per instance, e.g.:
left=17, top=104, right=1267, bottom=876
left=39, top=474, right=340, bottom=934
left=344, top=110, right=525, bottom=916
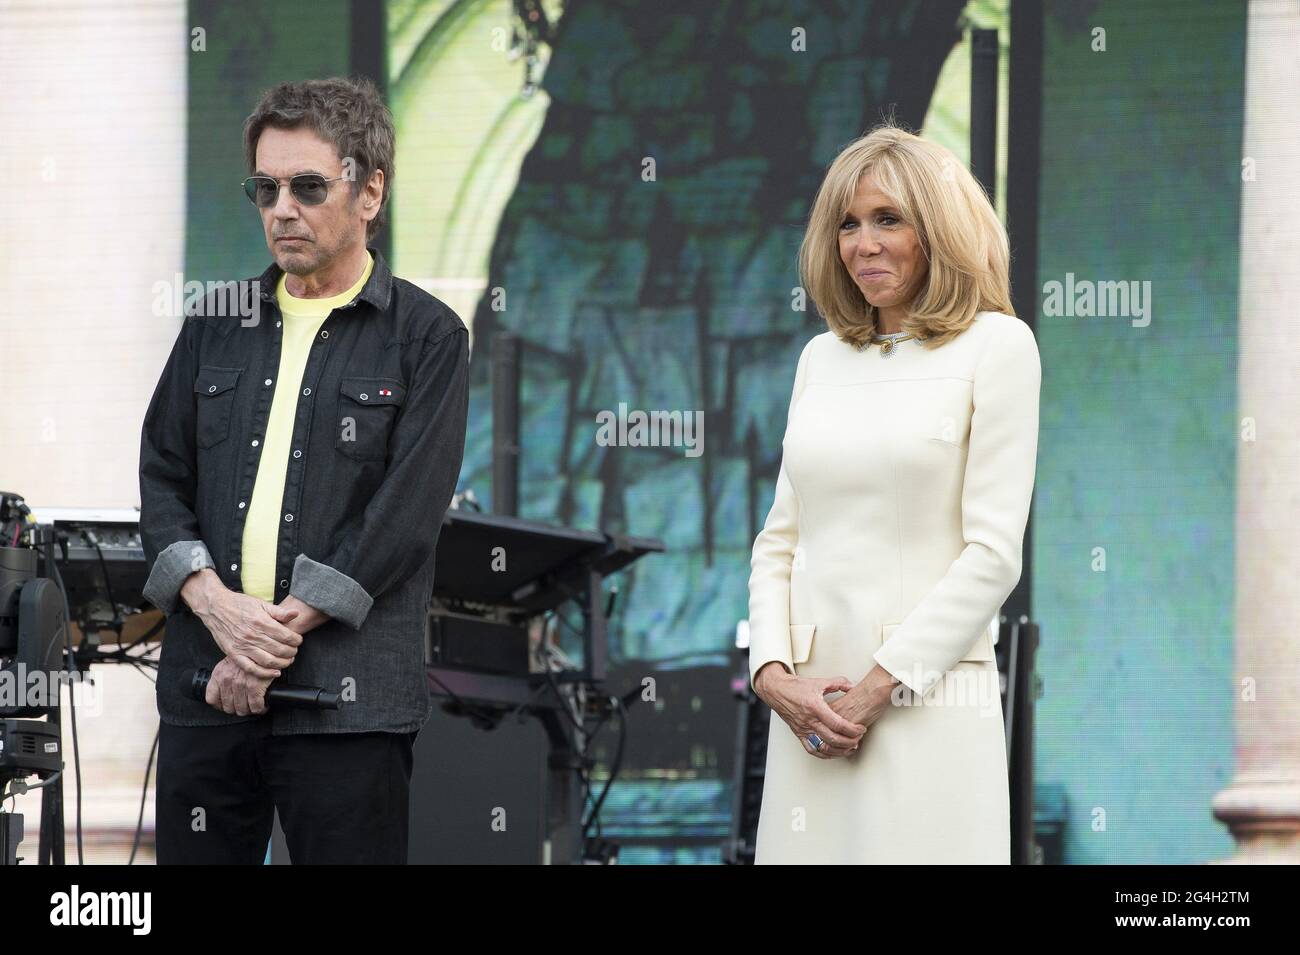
left=85, top=532, right=121, bottom=637
left=502, top=664, right=561, bottom=723
left=71, top=645, right=160, bottom=671
left=539, top=600, right=629, bottom=847
left=425, top=668, right=510, bottom=728
left=539, top=658, right=595, bottom=815
left=587, top=723, right=612, bottom=839
left=581, top=695, right=627, bottom=842
left=128, top=660, right=157, bottom=683
left=539, top=652, right=586, bottom=734
left=45, top=549, right=84, bottom=865
left=5, top=769, right=63, bottom=794
left=117, top=642, right=161, bottom=665
left=128, top=726, right=159, bottom=864
left=104, top=615, right=165, bottom=658
left=532, top=630, right=600, bottom=834
left=44, top=528, right=165, bottom=865
left=91, top=629, right=163, bottom=666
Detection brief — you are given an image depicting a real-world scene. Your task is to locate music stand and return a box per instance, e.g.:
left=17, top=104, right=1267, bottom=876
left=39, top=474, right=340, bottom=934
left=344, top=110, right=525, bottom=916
left=426, top=509, right=663, bottom=863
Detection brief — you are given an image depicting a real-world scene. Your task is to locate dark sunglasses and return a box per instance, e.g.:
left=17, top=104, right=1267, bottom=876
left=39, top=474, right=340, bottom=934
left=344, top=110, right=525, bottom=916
left=241, top=174, right=347, bottom=208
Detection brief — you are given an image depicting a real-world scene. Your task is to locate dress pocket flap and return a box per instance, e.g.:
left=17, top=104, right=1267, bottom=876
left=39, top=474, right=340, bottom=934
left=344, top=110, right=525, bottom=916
left=789, top=623, right=816, bottom=664
left=194, top=366, right=241, bottom=396
left=340, top=377, right=406, bottom=406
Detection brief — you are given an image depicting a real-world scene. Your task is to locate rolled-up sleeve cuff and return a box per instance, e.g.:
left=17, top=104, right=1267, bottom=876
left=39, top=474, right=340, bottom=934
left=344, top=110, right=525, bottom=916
left=142, top=539, right=214, bottom=615
left=289, top=554, right=373, bottom=630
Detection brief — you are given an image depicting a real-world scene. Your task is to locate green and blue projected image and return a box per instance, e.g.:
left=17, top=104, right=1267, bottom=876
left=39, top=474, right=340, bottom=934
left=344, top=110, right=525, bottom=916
left=183, top=0, right=1246, bottom=863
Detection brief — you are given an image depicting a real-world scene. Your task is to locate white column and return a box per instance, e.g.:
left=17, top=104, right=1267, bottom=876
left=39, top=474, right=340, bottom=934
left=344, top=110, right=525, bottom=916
left=1211, top=0, right=1300, bottom=863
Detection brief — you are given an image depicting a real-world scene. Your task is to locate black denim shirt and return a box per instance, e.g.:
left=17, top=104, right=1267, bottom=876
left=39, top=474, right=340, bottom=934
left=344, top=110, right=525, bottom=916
left=139, top=249, right=469, bottom=735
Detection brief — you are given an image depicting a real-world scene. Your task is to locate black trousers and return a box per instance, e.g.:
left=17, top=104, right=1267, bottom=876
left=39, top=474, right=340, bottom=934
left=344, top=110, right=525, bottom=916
left=155, top=718, right=416, bottom=864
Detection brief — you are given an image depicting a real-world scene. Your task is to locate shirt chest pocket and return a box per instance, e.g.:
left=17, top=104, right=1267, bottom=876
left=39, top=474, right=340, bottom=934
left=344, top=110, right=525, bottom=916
left=193, top=366, right=242, bottom=450
left=335, top=377, right=406, bottom=461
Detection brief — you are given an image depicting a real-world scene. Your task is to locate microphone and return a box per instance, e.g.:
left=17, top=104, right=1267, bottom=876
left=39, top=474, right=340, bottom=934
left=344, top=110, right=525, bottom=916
left=181, top=668, right=342, bottom=710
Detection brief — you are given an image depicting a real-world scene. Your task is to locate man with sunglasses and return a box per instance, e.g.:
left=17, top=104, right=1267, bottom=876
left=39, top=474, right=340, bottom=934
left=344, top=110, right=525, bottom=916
left=138, top=77, right=469, bottom=864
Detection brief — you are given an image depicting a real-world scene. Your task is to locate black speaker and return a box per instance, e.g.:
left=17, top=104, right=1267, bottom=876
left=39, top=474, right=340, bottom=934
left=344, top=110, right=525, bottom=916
left=407, top=700, right=548, bottom=863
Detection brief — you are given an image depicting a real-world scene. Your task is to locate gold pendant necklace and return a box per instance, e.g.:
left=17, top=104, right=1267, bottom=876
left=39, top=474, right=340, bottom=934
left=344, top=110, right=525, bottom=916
left=871, top=332, right=916, bottom=358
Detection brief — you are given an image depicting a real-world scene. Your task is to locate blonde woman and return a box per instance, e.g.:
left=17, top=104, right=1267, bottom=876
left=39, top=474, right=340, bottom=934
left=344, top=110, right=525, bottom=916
left=747, top=123, right=1041, bottom=864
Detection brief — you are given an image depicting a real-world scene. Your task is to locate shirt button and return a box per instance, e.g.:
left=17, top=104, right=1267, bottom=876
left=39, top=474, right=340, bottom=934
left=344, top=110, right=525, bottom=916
left=285, top=513, right=294, bottom=522
left=208, top=385, right=216, bottom=393
left=251, top=439, right=259, bottom=447
left=302, top=387, right=311, bottom=396
left=238, top=501, right=246, bottom=509
left=359, top=392, right=368, bottom=400
left=320, top=330, right=329, bottom=339
left=264, top=378, right=272, bottom=386
left=279, top=579, right=288, bottom=588
left=293, top=449, right=302, bottom=458
left=230, top=563, right=238, bottom=571
left=275, top=321, right=281, bottom=327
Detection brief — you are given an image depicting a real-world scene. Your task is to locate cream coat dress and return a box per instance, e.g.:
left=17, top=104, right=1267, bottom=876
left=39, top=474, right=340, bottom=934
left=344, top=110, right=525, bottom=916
left=747, top=311, right=1040, bottom=864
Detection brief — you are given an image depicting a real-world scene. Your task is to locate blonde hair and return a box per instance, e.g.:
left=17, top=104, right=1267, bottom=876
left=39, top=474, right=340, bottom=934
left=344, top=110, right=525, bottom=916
left=798, top=121, right=1015, bottom=349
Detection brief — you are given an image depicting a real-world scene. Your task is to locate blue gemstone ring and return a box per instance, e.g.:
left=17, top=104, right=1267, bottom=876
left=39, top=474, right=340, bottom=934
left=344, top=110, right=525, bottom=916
left=807, top=733, right=824, bottom=750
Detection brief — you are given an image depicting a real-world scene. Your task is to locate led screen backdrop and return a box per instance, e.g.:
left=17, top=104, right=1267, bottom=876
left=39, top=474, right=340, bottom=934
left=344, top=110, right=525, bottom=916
left=1031, top=0, right=1242, bottom=864
left=184, top=0, right=1243, bottom=862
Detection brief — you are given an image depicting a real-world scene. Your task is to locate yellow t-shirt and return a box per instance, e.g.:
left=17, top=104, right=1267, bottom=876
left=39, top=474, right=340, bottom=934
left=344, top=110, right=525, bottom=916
left=240, top=252, right=374, bottom=601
